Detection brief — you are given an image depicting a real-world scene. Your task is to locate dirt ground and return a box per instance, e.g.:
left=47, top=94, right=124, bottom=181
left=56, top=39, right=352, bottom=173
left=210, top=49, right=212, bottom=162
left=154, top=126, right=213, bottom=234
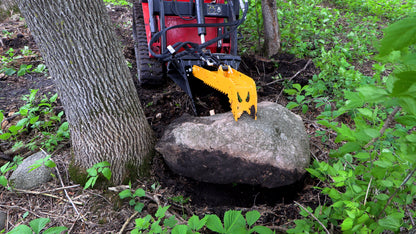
left=0, top=5, right=335, bottom=233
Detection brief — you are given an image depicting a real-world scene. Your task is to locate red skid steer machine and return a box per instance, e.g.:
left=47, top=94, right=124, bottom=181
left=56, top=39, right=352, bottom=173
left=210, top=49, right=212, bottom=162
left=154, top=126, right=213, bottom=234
left=132, top=0, right=257, bottom=121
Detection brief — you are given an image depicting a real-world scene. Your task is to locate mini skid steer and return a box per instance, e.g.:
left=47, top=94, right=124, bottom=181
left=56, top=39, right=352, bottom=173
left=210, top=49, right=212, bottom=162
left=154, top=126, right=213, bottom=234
left=132, top=0, right=257, bottom=121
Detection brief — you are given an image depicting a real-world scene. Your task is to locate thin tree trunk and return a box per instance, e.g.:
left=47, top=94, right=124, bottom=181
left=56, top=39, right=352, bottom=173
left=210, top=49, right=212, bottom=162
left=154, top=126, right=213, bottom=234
left=261, top=0, right=280, bottom=57
left=16, top=0, right=155, bottom=184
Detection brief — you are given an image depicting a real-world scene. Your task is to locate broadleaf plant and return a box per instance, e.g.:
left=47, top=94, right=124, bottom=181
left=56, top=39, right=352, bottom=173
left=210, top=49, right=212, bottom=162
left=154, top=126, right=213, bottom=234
left=288, top=15, right=416, bottom=233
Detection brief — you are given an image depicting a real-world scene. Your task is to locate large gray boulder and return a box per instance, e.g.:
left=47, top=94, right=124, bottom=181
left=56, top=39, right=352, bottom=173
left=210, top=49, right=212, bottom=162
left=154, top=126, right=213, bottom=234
left=9, top=151, right=53, bottom=189
left=156, top=101, right=310, bottom=188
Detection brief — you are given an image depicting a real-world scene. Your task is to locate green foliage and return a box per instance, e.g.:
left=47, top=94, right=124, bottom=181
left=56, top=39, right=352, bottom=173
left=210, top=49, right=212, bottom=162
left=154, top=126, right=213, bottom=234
left=241, top=0, right=400, bottom=100
left=330, top=0, right=415, bottom=19
left=7, top=217, right=68, bottom=234
left=289, top=15, right=416, bottom=233
left=131, top=207, right=272, bottom=234
left=204, top=210, right=272, bottom=234
left=0, top=90, right=69, bottom=152
left=0, top=156, right=22, bottom=190
left=84, top=161, right=112, bottom=189
left=29, top=154, right=57, bottom=172
left=0, top=47, right=47, bottom=77
left=169, top=195, right=190, bottom=219
left=103, top=0, right=132, bottom=6
left=240, top=0, right=263, bottom=53
left=119, top=183, right=146, bottom=212
left=119, top=184, right=272, bottom=233
left=284, top=83, right=313, bottom=114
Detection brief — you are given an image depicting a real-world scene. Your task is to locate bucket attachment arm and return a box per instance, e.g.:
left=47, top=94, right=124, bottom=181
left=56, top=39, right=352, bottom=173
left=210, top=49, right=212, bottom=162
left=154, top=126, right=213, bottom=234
left=192, top=65, right=257, bottom=121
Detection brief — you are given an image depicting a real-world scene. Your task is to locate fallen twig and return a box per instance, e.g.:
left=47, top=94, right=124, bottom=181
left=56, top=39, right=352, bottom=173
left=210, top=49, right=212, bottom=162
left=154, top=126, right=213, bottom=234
left=267, top=59, right=312, bottom=86
left=54, top=165, right=82, bottom=217
left=118, top=211, right=139, bottom=234
left=363, top=177, right=372, bottom=206
left=294, top=201, right=330, bottom=234
left=68, top=213, right=82, bottom=234
left=364, top=106, right=401, bottom=148
left=40, top=149, right=83, bottom=219
left=274, top=59, right=313, bottom=103
left=12, top=188, right=83, bottom=206
left=378, top=165, right=416, bottom=220
left=266, top=225, right=288, bottom=232
left=42, top=185, right=80, bottom=193
left=146, top=193, right=186, bottom=223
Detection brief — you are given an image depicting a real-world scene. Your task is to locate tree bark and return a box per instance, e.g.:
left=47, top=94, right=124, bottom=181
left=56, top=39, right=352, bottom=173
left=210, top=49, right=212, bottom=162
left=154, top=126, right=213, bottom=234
left=261, top=0, right=280, bottom=57
left=0, top=0, right=16, bottom=10
left=16, top=0, right=155, bottom=184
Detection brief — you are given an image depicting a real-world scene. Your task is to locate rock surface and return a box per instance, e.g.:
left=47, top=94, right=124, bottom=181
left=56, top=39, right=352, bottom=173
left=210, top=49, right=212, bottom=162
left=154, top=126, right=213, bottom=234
left=156, top=101, right=310, bottom=188
left=10, top=151, right=53, bottom=189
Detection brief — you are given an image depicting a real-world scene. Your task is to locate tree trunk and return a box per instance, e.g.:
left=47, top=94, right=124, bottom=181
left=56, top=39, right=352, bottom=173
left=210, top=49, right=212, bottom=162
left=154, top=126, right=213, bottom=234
left=16, top=0, right=155, bottom=184
left=0, top=0, right=18, bottom=20
left=261, top=0, right=280, bottom=57
left=0, top=0, right=16, bottom=10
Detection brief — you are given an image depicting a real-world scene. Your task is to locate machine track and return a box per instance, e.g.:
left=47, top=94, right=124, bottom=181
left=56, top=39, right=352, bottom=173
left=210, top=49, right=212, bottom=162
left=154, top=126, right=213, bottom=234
left=132, top=0, right=164, bottom=85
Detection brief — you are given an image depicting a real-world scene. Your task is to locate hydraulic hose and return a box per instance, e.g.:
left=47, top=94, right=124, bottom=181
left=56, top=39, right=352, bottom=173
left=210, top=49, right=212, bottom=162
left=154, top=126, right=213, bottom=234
left=148, top=0, right=249, bottom=61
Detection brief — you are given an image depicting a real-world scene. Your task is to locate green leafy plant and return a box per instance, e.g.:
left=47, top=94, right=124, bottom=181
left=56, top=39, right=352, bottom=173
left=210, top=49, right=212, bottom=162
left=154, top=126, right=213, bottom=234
left=204, top=210, right=272, bottom=234
left=21, top=46, right=34, bottom=57
left=84, top=161, right=112, bottom=189
left=289, top=15, right=416, bottom=233
left=103, top=0, right=132, bottom=6
left=120, top=184, right=273, bottom=233
left=7, top=217, right=68, bottom=234
left=0, top=156, right=22, bottom=190
left=169, top=195, right=190, bottom=219
left=0, top=46, right=46, bottom=77
left=119, top=184, right=146, bottom=212
left=31, top=64, right=47, bottom=74
left=0, top=90, right=69, bottom=152
left=284, top=83, right=312, bottom=113
left=141, top=209, right=273, bottom=234
left=17, top=64, right=32, bottom=76
left=1, top=29, right=13, bottom=37
left=29, top=154, right=57, bottom=173
left=132, top=205, right=177, bottom=234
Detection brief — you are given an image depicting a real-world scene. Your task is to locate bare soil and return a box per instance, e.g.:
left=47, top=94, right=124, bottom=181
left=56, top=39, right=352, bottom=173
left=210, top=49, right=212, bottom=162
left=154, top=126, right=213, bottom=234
left=0, top=5, right=335, bottom=233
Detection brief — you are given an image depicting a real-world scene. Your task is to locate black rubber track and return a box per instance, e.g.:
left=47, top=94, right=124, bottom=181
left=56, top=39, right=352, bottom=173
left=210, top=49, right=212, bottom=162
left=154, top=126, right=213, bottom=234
left=132, top=0, right=164, bottom=85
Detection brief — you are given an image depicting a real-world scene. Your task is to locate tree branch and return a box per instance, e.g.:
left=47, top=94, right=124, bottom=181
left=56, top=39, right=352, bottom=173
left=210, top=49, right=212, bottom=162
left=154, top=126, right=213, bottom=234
left=364, top=106, right=401, bottom=149
left=267, top=59, right=312, bottom=86
left=294, top=201, right=330, bottom=234
left=12, top=188, right=83, bottom=205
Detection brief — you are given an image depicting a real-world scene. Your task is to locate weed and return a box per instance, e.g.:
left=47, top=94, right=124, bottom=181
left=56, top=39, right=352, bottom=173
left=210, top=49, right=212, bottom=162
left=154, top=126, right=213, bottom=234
left=119, top=183, right=146, bottom=212
left=31, top=64, right=47, bottom=74
left=118, top=183, right=273, bottom=233
left=284, top=83, right=313, bottom=114
left=288, top=15, right=416, bottom=233
left=1, top=30, right=13, bottom=37
left=21, top=46, right=34, bottom=57
left=0, top=47, right=46, bottom=77
left=168, top=195, right=190, bottom=219
left=84, top=161, right=112, bottom=189
left=17, top=64, right=32, bottom=76
left=6, top=217, right=67, bottom=234
left=0, top=156, right=22, bottom=190
left=103, top=0, right=132, bottom=6
left=0, top=90, right=69, bottom=152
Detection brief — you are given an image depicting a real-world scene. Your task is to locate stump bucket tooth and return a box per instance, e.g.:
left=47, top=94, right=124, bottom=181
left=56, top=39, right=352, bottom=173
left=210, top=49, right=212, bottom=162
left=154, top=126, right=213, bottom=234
left=192, top=65, right=257, bottom=121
